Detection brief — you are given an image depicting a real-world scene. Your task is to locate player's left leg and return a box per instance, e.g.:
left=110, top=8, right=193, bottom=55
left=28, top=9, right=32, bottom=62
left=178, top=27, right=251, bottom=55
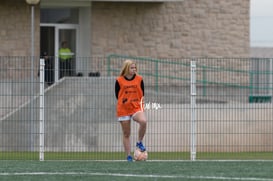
left=133, top=111, right=147, bottom=151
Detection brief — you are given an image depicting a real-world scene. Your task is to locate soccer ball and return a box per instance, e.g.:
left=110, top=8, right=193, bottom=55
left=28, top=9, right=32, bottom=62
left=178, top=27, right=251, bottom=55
left=134, top=149, right=148, bottom=161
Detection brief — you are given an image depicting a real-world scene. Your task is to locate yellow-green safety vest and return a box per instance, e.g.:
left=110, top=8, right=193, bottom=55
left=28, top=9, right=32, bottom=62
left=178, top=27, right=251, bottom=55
left=59, top=48, right=74, bottom=61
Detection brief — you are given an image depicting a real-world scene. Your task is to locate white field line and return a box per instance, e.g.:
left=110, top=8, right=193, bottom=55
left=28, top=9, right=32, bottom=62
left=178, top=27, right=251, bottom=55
left=0, top=172, right=272, bottom=181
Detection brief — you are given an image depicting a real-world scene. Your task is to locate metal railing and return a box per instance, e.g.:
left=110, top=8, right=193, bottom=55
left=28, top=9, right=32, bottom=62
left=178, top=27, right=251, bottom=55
left=0, top=56, right=273, bottom=160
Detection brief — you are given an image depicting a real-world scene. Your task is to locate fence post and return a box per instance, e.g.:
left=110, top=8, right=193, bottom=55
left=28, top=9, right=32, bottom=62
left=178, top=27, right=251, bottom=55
left=39, top=58, right=45, bottom=161
left=190, top=61, right=196, bottom=161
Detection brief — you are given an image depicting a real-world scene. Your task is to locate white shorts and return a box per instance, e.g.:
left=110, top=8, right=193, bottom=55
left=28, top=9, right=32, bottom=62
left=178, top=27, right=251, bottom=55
left=118, top=115, right=132, bottom=121
left=117, top=111, right=142, bottom=122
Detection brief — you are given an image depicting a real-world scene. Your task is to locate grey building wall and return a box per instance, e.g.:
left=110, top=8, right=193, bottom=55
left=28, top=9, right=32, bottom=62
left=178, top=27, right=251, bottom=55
left=251, top=47, right=273, bottom=58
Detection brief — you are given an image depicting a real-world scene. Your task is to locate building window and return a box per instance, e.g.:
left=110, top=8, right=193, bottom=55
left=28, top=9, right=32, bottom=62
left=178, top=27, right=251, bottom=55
left=41, top=8, right=79, bottom=24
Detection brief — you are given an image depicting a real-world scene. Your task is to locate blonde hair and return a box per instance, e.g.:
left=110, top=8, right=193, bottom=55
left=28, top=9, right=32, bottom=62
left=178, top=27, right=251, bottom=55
left=119, top=59, right=137, bottom=76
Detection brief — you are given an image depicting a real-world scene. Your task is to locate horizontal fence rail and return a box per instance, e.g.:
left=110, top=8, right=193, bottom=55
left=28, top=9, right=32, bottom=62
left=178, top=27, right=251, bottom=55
left=0, top=56, right=273, bottom=160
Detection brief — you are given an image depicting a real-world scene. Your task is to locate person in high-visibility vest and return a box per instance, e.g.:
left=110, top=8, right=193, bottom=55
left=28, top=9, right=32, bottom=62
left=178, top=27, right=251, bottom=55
left=59, top=41, right=74, bottom=78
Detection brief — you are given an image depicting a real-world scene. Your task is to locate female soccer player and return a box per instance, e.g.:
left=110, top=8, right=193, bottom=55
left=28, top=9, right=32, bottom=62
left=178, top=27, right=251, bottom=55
left=115, top=59, right=147, bottom=161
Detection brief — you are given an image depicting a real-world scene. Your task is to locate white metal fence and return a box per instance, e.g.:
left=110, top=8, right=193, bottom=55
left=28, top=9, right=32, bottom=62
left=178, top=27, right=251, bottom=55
left=0, top=56, right=273, bottom=160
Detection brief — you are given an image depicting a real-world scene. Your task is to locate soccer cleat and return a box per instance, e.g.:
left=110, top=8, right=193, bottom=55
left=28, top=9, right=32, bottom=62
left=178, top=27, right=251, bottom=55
left=127, top=155, right=133, bottom=162
left=136, top=141, right=146, bottom=152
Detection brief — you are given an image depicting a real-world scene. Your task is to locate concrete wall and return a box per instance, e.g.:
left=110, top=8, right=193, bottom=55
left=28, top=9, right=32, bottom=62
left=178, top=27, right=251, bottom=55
left=1, top=77, right=272, bottom=152
left=145, top=104, right=273, bottom=152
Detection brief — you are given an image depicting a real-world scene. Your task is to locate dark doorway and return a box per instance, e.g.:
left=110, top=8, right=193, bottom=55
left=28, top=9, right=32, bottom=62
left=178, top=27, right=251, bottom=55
left=40, top=27, right=55, bottom=85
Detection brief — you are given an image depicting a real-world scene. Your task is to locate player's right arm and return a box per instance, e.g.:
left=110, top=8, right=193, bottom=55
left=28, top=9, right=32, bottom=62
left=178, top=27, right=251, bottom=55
left=115, top=80, right=120, bottom=99
left=140, top=79, right=144, bottom=96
